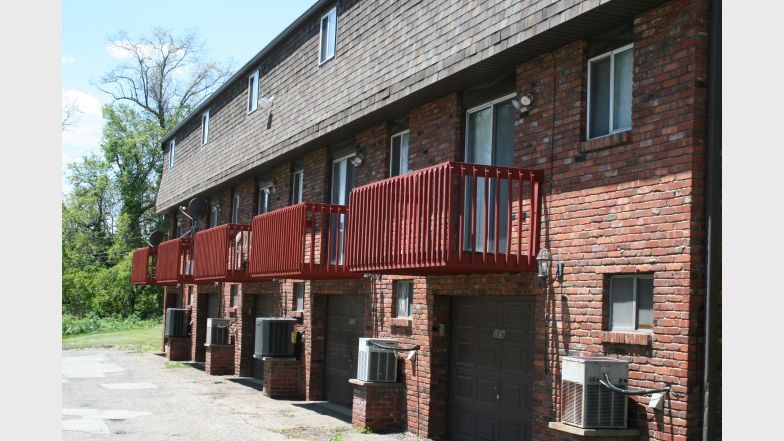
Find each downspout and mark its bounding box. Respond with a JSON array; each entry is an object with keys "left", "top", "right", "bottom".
[{"left": 702, "top": 0, "right": 721, "bottom": 439}]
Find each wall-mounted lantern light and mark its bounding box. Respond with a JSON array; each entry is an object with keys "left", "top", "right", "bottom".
[{"left": 536, "top": 248, "right": 552, "bottom": 279}]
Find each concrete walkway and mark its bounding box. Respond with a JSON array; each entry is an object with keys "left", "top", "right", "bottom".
[{"left": 62, "top": 348, "right": 420, "bottom": 440}]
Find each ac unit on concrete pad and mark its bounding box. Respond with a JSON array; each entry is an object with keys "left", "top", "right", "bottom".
[
  {"left": 165, "top": 308, "right": 189, "bottom": 338},
  {"left": 206, "top": 318, "right": 231, "bottom": 345},
  {"left": 357, "top": 338, "right": 399, "bottom": 383},
  {"left": 254, "top": 318, "right": 296, "bottom": 358},
  {"left": 561, "top": 356, "right": 629, "bottom": 429}
]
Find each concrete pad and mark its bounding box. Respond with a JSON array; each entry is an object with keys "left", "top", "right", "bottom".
[
  {"left": 100, "top": 382, "right": 158, "bottom": 390},
  {"left": 62, "top": 354, "right": 125, "bottom": 379},
  {"left": 62, "top": 418, "right": 109, "bottom": 434}
]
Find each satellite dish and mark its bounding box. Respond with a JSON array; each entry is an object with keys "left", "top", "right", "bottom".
[
  {"left": 187, "top": 198, "right": 208, "bottom": 218},
  {"left": 148, "top": 231, "right": 165, "bottom": 247},
  {"left": 259, "top": 95, "right": 275, "bottom": 110}
]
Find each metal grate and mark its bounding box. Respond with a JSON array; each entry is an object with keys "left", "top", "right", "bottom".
[
  {"left": 585, "top": 384, "right": 627, "bottom": 428},
  {"left": 561, "top": 380, "right": 583, "bottom": 426}
]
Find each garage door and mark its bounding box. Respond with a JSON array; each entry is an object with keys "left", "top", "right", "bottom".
[
  {"left": 325, "top": 295, "right": 364, "bottom": 407},
  {"left": 253, "top": 294, "right": 276, "bottom": 380},
  {"left": 448, "top": 296, "right": 535, "bottom": 441}
]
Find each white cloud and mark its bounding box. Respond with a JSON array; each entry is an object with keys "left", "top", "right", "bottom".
[
  {"left": 106, "top": 41, "right": 133, "bottom": 60},
  {"left": 62, "top": 55, "right": 76, "bottom": 64},
  {"left": 61, "top": 89, "right": 104, "bottom": 160}
]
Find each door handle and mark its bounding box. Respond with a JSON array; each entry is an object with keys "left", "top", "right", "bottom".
[{"left": 493, "top": 386, "right": 500, "bottom": 403}]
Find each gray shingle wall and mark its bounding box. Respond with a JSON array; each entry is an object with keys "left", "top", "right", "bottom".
[{"left": 157, "top": 0, "right": 608, "bottom": 212}]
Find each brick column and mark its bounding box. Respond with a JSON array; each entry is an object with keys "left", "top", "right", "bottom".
[
  {"left": 234, "top": 290, "right": 255, "bottom": 377},
  {"left": 262, "top": 357, "right": 302, "bottom": 399},
  {"left": 191, "top": 291, "right": 207, "bottom": 362},
  {"left": 350, "top": 379, "right": 404, "bottom": 432},
  {"left": 205, "top": 344, "right": 235, "bottom": 375},
  {"left": 166, "top": 337, "right": 190, "bottom": 361}
]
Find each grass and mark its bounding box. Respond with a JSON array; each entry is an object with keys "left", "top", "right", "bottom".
[
  {"left": 62, "top": 323, "right": 161, "bottom": 352},
  {"left": 165, "top": 361, "right": 186, "bottom": 368},
  {"left": 356, "top": 427, "right": 374, "bottom": 434},
  {"left": 329, "top": 435, "right": 346, "bottom": 441}
]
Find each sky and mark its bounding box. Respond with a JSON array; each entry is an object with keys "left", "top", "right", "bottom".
[{"left": 61, "top": 0, "right": 317, "bottom": 189}]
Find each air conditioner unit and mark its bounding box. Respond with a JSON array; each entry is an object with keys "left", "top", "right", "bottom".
[
  {"left": 357, "top": 338, "right": 398, "bottom": 383},
  {"left": 206, "top": 318, "right": 231, "bottom": 345},
  {"left": 254, "top": 318, "right": 296, "bottom": 358},
  {"left": 561, "top": 356, "right": 629, "bottom": 429},
  {"left": 165, "top": 308, "right": 189, "bottom": 338}
]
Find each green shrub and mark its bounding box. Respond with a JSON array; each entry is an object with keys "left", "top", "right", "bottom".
[{"left": 62, "top": 313, "right": 160, "bottom": 336}]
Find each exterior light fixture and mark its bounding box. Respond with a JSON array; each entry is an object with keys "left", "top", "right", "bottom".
[
  {"left": 536, "top": 248, "right": 552, "bottom": 279},
  {"left": 351, "top": 153, "right": 364, "bottom": 167},
  {"left": 512, "top": 93, "right": 534, "bottom": 117}
]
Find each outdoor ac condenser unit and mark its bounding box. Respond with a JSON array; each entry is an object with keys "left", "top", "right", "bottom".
[
  {"left": 561, "top": 356, "right": 629, "bottom": 429},
  {"left": 254, "top": 318, "right": 296, "bottom": 358},
  {"left": 165, "top": 308, "right": 189, "bottom": 338},
  {"left": 356, "top": 338, "right": 398, "bottom": 383},
  {"left": 206, "top": 318, "right": 231, "bottom": 345}
]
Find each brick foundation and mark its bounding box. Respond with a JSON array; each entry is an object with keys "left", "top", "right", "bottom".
[
  {"left": 205, "top": 344, "right": 235, "bottom": 375},
  {"left": 262, "top": 357, "right": 302, "bottom": 399},
  {"left": 350, "top": 379, "right": 404, "bottom": 433},
  {"left": 166, "top": 336, "right": 190, "bottom": 361}
]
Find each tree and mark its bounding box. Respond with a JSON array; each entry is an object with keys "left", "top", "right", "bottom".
[
  {"left": 61, "top": 96, "right": 82, "bottom": 132},
  {"left": 95, "top": 28, "right": 233, "bottom": 130}
]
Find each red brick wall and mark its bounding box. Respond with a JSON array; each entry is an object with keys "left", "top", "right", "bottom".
[
  {"left": 205, "top": 344, "right": 235, "bottom": 375},
  {"left": 355, "top": 123, "right": 391, "bottom": 187},
  {"left": 263, "top": 358, "right": 301, "bottom": 399},
  {"left": 408, "top": 93, "right": 462, "bottom": 169}
]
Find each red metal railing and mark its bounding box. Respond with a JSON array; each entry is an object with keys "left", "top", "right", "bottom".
[
  {"left": 131, "top": 247, "right": 157, "bottom": 285},
  {"left": 192, "top": 224, "right": 253, "bottom": 283},
  {"left": 156, "top": 237, "right": 194, "bottom": 285},
  {"left": 345, "top": 161, "right": 543, "bottom": 274},
  {"left": 248, "top": 203, "right": 362, "bottom": 280}
]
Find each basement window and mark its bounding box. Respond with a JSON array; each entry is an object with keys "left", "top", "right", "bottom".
[
  {"left": 609, "top": 274, "right": 653, "bottom": 332},
  {"left": 201, "top": 110, "right": 210, "bottom": 145},
  {"left": 318, "top": 7, "right": 337, "bottom": 65},
  {"left": 168, "top": 139, "right": 176, "bottom": 168},
  {"left": 395, "top": 280, "right": 413, "bottom": 318},
  {"left": 247, "top": 70, "right": 259, "bottom": 114},
  {"left": 390, "top": 130, "right": 410, "bottom": 177},
  {"left": 293, "top": 283, "right": 305, "bottom": 311},
  {"left": 291, "top": 169, "right": 304, "bottom": 204},
  {"left": 587, "top": 44, "right": 633, "bottom": 139}
]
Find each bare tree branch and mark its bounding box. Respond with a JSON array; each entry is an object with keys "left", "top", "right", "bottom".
[{"left": 61, "top": 97, "right": 82, "bottom": 132}]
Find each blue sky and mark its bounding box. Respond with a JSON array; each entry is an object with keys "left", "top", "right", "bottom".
[{"left": 62, "top": 0, "right": 316, "bottom": 182}]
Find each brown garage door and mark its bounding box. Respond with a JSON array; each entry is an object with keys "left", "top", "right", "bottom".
[
  {"left": 253, "top": 294, "right": 276, "bottom": 380},
  {"left": 448, "top": 296, "right": 535, "bottom": 441},
  {"left": 325, "top": 294, "right": 364, "bottom": 407}
]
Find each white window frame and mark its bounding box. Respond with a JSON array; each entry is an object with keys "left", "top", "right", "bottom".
[
  {"left": 464, "top": 93, "right": 517, "bottom": 162},
  {"left": 395, "top": 280, "right": 413, "bottom": 318},
  {"left": 293, "top": 283, "right": 305, "bottom": 311},
  {"left": 201, "top": 110, "right": 210, "bottom": 145},
  {"left": 318, "top": 6, "right": 337, "bottom": 65},
  {"left": 247, "top": 70, "right": 259, "bottom": 114},
  {"left": 168, "top": 139, "right": 176, "bottom": 168},
  {"left": 608, "top": 273, "right": 654, "bottom": 332},
  {"left": 231, "top": 192, "right": 240, "bottom": 224},
  {"left": 390, "top": 130, "right": 410, "bottom": 177},
  {"left": 257, "top": 182, "right": 273, "bottom": 215},
  {"left": 209, "top": 200, "right": 220, "bottom": 227},
  {"left": 291, "top": 169, "right": 304, "bottom": 204},
  {"left": 586, "top": 43, "right": 634, "bottom": 140},
  {"left": 230, "top": 284, "right": 239, "bottom": 308},
  {"left": 331, "top": 153, "right": 355, "bottom": 204},
  {"left": 188, "top": 286, "right": 194, "bottom": 305}
]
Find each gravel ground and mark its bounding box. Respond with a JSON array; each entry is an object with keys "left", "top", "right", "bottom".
[{"left": 62, "top": 348, "right": 422, "bottom": 441}]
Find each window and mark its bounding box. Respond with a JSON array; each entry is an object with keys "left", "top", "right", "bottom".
[
  {"left": 209, "top": 199, "right": 220, "bottom": 227},
  {"left": 168, "top": 139, "right": 176, "bottom": 168},
  {"left": 188, "top": 286, "right": 194, "bottom": 305},
  {"left": 201, "top": 110, "right": 210, "bottom": 145},
  {"left": 247, "top": 70, "right": 259, "bottom": 113},
  {"left": 609, "top": 274, "right": 654, "bottom": 332},
  {"left": 230, "top": 285, "right": 239, "bottom": 308},
  {"left": 257, "top": 183, "right": 272, "bottom": 215},
  {"left": 291, "top": 169, "right": 304, "bottom": 204},
  {"left": 231, "top": 191, "right": 240, "bottom": 224},
  {"left": 395, "top": 280, "right": 413, "bottom": 318},
  {"left": 390, "top": 130, "right": 410, "bottom": 177},
  {"left": 175, "top": 211, "right": 184, "bottom": 237},
  {"left": 330, "top": 154, "right": 355, "bottom": 264},
  {"left": 318, "top": 7, "right": 337, "bottom": 64},
  {"left": 293, "top": 283, "right": 305, "bottom": 311},
  {"left": 587, "top": 44, "right": 633, "bottom": 139}
]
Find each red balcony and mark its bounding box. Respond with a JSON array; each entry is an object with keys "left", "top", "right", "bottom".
[
  {"left": 131, "top": 246, "right": 157, "bottom": 285},
  {"left": 345, "top": 161, "right": 543, "bottom": 275},
  {"left": 249, "top": 203, "right": 362, "bottom": 280},
  {"left": 155, "top": 237, "right": 194, "bottom": 285},
  {"left": 192, "top": 224, "right": 254, "bottom": 283}
]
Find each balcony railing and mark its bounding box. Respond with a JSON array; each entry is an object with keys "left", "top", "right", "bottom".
[
  {"left": 248, "top": 203, "right": 362, "bottom": 280},
  {"left": 192, "top": 224, "right": 254, "bottom": 283},
  {"left": 345, "top": 161, "right": 543, "bottom": 275},
  {"left": 156, "top": 237, "right": 194, "bottom": 285},
  {"left": 131, "top": 246, "right": 157, "bottom": 285}
]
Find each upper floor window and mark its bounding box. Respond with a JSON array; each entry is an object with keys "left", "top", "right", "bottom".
[
  {"left": 231, "top": 191, "right": 240, "bottom": 224},
  {"left": 587, "top": 44, "right": 633, "bottom": 139},
  {"left": 168, "top": 139, "right": 176, "bottom": 168},
  {"left": 201, "top": 110, "right": 210, "bottom": 145},
  {"left": 394, "top": 280, "right": 413, "bottom": 317},
  {"left": 247, "top": 70, "right": 259, "bottom": 114},
  {"left": 390, "top": 130, "right": 410, "bottom": 177},
  {"left": 291, "top": 169, "right": 304, "bottom": 204},
  {"left": 257, "top": 182, "right": 273, "bottom": 215},
  {"left": 319, "top": 7, "right": 337, "bottom": 65},
  {"left": 209, "top": 199, "right": 220, "bottom": 227},
  {"left": 609, "top": 274, "right": 653, "bottom": 332}
]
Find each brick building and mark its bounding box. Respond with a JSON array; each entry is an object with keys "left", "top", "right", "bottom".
[{"left": 131, "top": 0, "right": 721, "bottom": 440}]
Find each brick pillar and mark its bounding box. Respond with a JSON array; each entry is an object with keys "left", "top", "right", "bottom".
[
  {"left": 351, "top": 379, "right": 404, "bottom": 432},
  {"left": 205, "top": 344, "right": 235, "bottom": 375},
  {"left": 166, "top": 337, "right": 190, "bottom": 361},
  {"left": 191, "top": 291, "right": 207, "bottom": 362},
  {"left": 234, "top": 290, "right": 255, "bottom": 377},
  {"left": 262, "top": 357, "right": 302, "bottom": 399}
]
